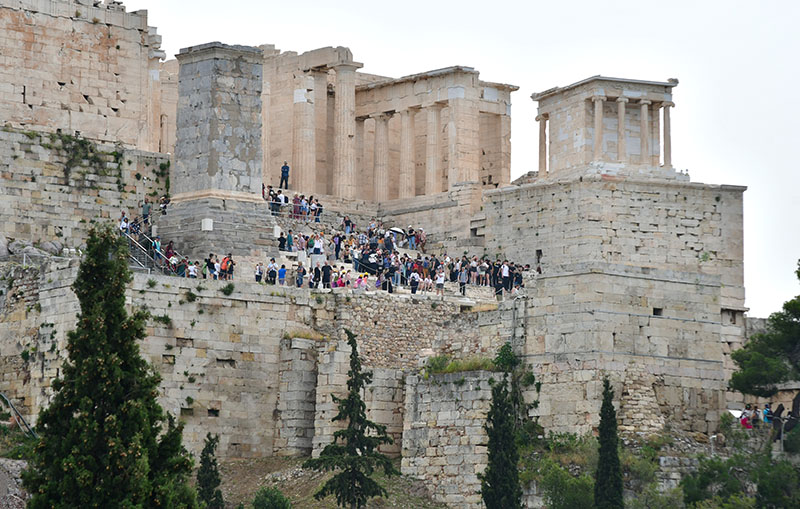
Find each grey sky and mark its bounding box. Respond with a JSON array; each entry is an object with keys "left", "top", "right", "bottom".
[{"left": 125, "top": 0, "right": 800, "bottom": 317}]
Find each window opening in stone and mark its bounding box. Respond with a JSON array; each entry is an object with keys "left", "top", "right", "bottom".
[
  {"left": 207, "top": 408, "right": 219, "bottom": 417},
  {"left": 652, "top": 308, "right": 663, "bottom": 316}
]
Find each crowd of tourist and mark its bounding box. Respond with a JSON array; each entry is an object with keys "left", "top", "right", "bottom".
[
  {"left": 739, "top": 403, "right": 774, "bottom": 429},
  {"left": 117, "top": 181, "right": 534, "bottom": 300}
]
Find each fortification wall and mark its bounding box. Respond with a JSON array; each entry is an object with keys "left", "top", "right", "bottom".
[
  {"left": 401, "top": 371, "right": 493, "bottom": 509},
  {"left": 0, "top": 0, "right": 166, "bottom": 150},
  {"left": 0, "top": 127, "right": 169, "bottom": 249},
  {"left": 482, "top": 177, "right": 745, "bottom": 310}
]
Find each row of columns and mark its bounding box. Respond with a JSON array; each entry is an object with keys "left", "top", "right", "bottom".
[
  {"left": 536, "top": 98, "right": 674, "bottom": 174},
  {"left": 590, "top": 95, "right": 673, "bottom": 166}
]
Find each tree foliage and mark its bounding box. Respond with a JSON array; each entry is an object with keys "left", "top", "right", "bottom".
[
  {"left": 730, "top": 259, "right": 800, "bottom": 397},
  {"left": 594, "top": 378, "right": 623, "bottom": 509},
  {"left": 302, "top": 329, "right": 397, "bottom": 509},
  {"left": 22, "top": 225, "right": 197, "bottom": 508},
  {"left": 197, "top": 433, "right": 224, "bottom": 509},
  {"left": 252, "top": 486, "right": 292, "bottom": 509},
  {"left": 481, "top": 372, "right": 522, "bottom": 509}
]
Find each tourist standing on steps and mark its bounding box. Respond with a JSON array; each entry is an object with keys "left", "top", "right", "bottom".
[{"left": 279, "top": 161, "right": 290, "bottom": 189}]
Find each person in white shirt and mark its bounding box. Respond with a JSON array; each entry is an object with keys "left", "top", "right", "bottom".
[
  {"left": 187, "top": 262, "right": 198, "bottom": 279},
  {"left": 435, "top": 269, "right": 446, "bottom": 297}
]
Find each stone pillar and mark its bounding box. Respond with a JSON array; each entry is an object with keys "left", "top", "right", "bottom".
[
  {"left": 425, "top": 104, "right": 442, "bottom": 194},
  {"left": 292, "top": 72, "right": 315, "bottom": 193},
  {"left": 447, "top": 96, "right": 480, "bottom": 187},
  {"left": 662, "top": 101, "right": 674, "bottom": 167},
  {"left": 592, "top": 95, "right": 606, "bottom": 162},
  {"left": 332, "top": 63, "right": 361, "bottom": 199},
  {"left": 372, "top": 113, "right": 391, "bottom": 202},
  {"left": 174, "top": 43, "right": 263, "bottom": 197},
  {"left": 616, "top": 97, "right": 628, "bottom": 163},
  {"left": 498, "top": 113, "right": 511, "bottom": 186},
  {"left": 639, "top": 100, "right": 651, "bottom": 165},
  {"left": 355, "top": 116, "right": 366, "bottom": 193},
  {"left": 312, "top": 70, "right": 330, "bottom": 195},
  {"left": 536, "top": 114, "right": 548, "bottom": 174},
  {"left": 399, "top": 109, "right": 416, "bottom": 199}
]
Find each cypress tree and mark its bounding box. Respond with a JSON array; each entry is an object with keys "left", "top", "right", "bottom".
[
  {"left": 594, "top": 378, "right": 623, "bottom": 509},
  {"left": 481, "top": 374, "right": 522, "bottom": 509},
  {"left": 22, "top": 225, "right": 198, "bottom": 508},
  {"left": 197, "top": 433, "right": 224, "bottom": 509},
  {"left": 303, "top": 329, "right": 398, "bottom": 509}
]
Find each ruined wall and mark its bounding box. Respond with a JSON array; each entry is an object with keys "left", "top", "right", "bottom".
[
  {"left": 0, "top": 0, "right": 166, "bottom": 150},
  {"left": 401, "top": 371, "right": 492, "bottom": 509},
  {"left": 0, "top": 127, "right": 169, "bottom": 249}
]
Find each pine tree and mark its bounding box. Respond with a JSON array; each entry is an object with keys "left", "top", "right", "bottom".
[
  {"left": 197, "top": 433, "right": 224, "bottom": 509},
  {"left": 481, "top": 374, "right": 522, "bottom": 509},
  {"left": 594, "top": 378, "right": 623, "bottom": 509},
  {"left": 22, "top": 225, "right": 198, "bottom": 508},
  {"left": 303, "top": 329, "right": 398, "bottom": 509}
]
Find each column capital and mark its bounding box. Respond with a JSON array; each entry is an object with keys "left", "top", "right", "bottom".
[
  {"left": 591, "top": 95, "right": 607, "bottom": 103},
  {"left": 535, "top": 113, "right": 549, "bottom": 122},
  {"left": 639, "top": 99, "right": 652, "bottom": 106},
  {"left": 331, "top": 62, "right": 362, "bottom": 73},
  {"left": 616, "top": 97, "right": 630, "bottom": 104},
  {"left": 661, "top": 101, "right": 675, "bottom": 108},
  {"left": 370, "top": 111, "right": 394, "bottom": 121}
]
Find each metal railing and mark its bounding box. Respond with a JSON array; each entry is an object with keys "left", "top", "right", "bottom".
[
  {"left": 121, "top": 230, "right": 178, "bottom": 276},
  {"left": 0, "top": 392, "right": 37, "bottom": 439}
]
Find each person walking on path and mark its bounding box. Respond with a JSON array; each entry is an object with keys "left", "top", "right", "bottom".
[{"left": 279, "top": 161, "right": 290, "bottom": 189}]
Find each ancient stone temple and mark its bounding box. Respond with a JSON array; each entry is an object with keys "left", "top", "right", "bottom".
[{"left": 0, "top": 1, "right": 754, "bottom": 507}]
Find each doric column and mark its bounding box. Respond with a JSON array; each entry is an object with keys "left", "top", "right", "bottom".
[
  {"left": 447, "top": 97, "right": 480, "bottom": 188},
  {"left": 332, "top": 63, "right": 360, "bottom": 199},
  {"left": 372, "top": 113, "right": 391, "bottom": 202},
  {"left": 292, "top": 72, "right": 315, "bottom": 193},
  {"left": 312, "top": 70, "right": 329, "bottom": 195},
  {"left": 616, "top": 97, "right": 628, "bottom": 163},
  {"left": 536, "top": 114, "right": 548, "bottom": 174},
  {"left": 639, "top": 100, "right": 651, "bottom": 164},
  {"left": 425, "top": 104, "right": 442, "bottom": 194},
  {"left": 355, "top": 116, "right": 365, "bottom": 193},
  {"left": 399, "top": 109, "right": 416, "bottom": 199},
  {"left": 662, "top": 101, "right": 674, "bottom": 167}
]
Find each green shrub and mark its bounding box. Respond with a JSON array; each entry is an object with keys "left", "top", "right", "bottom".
[
  {"left": 146, "top": 278, "right": 157, "bottom": 288},
  {"left": 782, "top": 427, "right": 800, "bottom": 453},
  {"left": 538, "top": 458, "right": 594, "bottom": 509},
  {"left": 184, "top": 290, "right": 197, "bottom": 303},
  {"left": 220, "top": 283, "right": 235, "bottom": 296},
  {"left": 252, "top": 486, "right": 292, "bottom": 509}
]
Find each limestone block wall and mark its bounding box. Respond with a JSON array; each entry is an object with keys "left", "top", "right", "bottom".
[
  {"left": 481, "top": 176, "right": 746, "bottom": 311},
  {"left": 524, "top": 266, "right": 727, "bottom": 434},
  {"left": 174, "top": 43, "right": 263, "bottom": 196},
  {"left": 401, "top": 371, "right": 492, "bottom": 509},
  {"left": 0, "top": 128, "right": 169, "bottom": 249},
  {"left": 275, "top": 336, "right": 318, "bottom": 456},
  {"left": 0, "top": 0, "right": 166, "bottom": 150}
]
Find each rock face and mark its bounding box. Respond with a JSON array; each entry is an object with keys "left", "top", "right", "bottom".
[
  {"left": 0, "top": 237, "right": 7, "bottom": 259},
  {"left": 0, "top": 458, "right": 28, "bottom": 509},
  {"left": 6, "top": 241, "right": 30, "bottom": 255}
]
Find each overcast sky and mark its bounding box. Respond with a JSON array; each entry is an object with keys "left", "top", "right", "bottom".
[{"left": 124, "top": 0, "right": 799, "bottom": 317}]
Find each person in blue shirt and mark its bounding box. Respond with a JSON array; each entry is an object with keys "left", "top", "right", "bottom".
[
  {"left": 278, "top": 265, "right": 287, "bottom": 286},
  {"left": 279, "top": 161, "right": 290, "bottom": 189}
]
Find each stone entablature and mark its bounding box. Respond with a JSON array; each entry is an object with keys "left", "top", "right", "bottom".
[{"left": 532, "top": 76, "right": 678, "bottom": 177}]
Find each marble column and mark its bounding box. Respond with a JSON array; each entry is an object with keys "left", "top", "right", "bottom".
[
  {"left": 312, "top": 70, "right": 329, "bottom": 195},
  {"left": 616, "top": 97, "right": 628, "bottom": 163},
  {"left": 592, "top": 95, "right": 606, "bottom": 162},
  {"left": 662, "top": 101, "right": 674, "bottom": 167},
  {"left": 399, "top": 109, "right": 416, "bottom": 199},
  {"left": 639, "top": 100, "right": 651, "bottom": 165},
  {"left": 332, "top": 64, "right": 360, "bottom": 199},
  {"left": 536, "top": 114, "right": 548, "bottom": 174},
  {"left": 292, "top": 72, "right": 315, "bottom": 193},
  {"left": 372, "top": 113, "right": 391, "bottom": 202},
  {"left": 355, "top": 116, "right": 365, "bottom": 194},
  {"left": 425, "top": 104, "right": 442, "bottom": 194}
]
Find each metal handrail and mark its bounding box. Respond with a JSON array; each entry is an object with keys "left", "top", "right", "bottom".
[
  {"left": 0, "top": 392, "right": 37, "bottom": 439},
  {"left": 126, "top": 219, "right": 187, "bottom": 262},
  {"left": 121, "top": 231, "right": 178, "bottom": 276}
]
